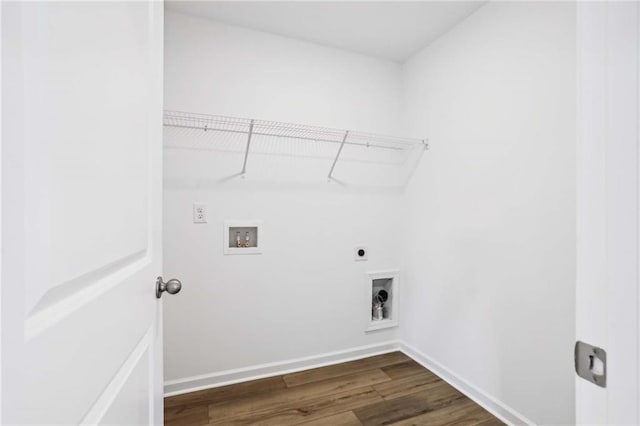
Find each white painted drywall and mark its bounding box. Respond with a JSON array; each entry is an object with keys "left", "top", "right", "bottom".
[
  {"left": 164, "top": 12, "right": 401, "bottom": 133},
  {"left": 400, "top": 2, "right": 576, "bottom": 425},
  {"left": 163, "top": 11, "right": 404, "bottom": 385}
]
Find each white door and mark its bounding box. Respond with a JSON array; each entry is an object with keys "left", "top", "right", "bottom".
[
  {"left": 576, "top": 1, "right": 640, "bottom": 424},
  {"left": 1, "top": 1, "right": 166, "bottom": 424}
]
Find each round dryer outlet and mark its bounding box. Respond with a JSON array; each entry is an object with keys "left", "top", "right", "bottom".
[{"left": 354, "top": 246, "right": 368, "bottom": 261}]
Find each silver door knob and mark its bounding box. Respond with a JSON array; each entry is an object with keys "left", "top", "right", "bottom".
[{"left": 156, "top": 277, "right": 182, "bottom": 299}]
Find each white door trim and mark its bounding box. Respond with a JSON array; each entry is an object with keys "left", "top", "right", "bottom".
[
  {"left": 576, "top": 2, "right": 640, "bottom": 423},
  {"left": 0, "top": 2, "right": 4, "bottom": 421}
]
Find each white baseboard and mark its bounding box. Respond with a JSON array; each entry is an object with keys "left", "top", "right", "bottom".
[
  {"left": 164, "top": 339, "right": 534, "bottom": 426},
  {"left": 164, "top": 340, "right": 401, "bottom": 396},
  {"left": 397, "top": 341, "right": 535, "bottom": 426}
]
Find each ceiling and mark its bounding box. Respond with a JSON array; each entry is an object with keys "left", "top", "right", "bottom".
[{"left": 165, "top": 1, "right": 486, "bottom": 63}]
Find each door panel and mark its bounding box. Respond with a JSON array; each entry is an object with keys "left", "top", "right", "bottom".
[
  {"left": 1, "top": 1, "right": 163, "bottom": 424},
  {"left": 20, "top": 1, "right": 151, "bottom": 316}
]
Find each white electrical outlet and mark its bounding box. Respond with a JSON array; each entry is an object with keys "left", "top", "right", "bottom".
[{"left": 193, "top": 203, "right": 207, "bottom": 223}]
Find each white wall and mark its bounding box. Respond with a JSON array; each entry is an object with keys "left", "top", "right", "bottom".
[
  {"left": 164, "top": 11, "right": 401, "bottom": 133},
  {"left": 400, "top": 2, "right": 576, "bottom": 425},
  {"left": 163, "top": 11, "right": 404, "bottom": 388}
]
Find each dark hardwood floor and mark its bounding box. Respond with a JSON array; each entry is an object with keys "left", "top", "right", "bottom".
[{"left": 164, "top": 352, "right": 504, "bottom": 426}]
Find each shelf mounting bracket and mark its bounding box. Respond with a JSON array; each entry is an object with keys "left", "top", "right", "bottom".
[
  {"left": 327, "top": 130, "right": 349, "bottom": 181},
  {"left": 241, "top": 120, "right": 255, "bottom": 175}
]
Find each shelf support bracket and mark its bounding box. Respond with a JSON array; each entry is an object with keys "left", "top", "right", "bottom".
[
  {"left": 241, "top": 120, "right": 255, "bottom": 175},
  {"left": 327, "top": 130, "right": 349, "bottom": 181}
]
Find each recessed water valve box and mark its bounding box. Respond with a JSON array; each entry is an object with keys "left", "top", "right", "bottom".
[
  {"left": 365, "top": 270, "right": 399, "bottom": 332},
  {"left": 224, "top": 220, "right": 262, "bottom": 255}
]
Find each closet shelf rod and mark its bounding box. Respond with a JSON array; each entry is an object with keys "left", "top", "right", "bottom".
[
  {"left": 241, "top": 120, "right": 254, "bottom": 175},
  {"left": 163, "top": 123, "right": 406, "bottom": 151},
  {"left": 328, "top": 131, "right": 350, "bottom": 181}
]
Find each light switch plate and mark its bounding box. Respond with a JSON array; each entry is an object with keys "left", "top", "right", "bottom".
[{"left": 193, "top": 203, "right": 207, "bottom": 223}]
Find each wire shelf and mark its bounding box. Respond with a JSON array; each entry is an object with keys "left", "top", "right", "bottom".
[{"left": 163, "top": 110, "right": 427, "bottom": 185}]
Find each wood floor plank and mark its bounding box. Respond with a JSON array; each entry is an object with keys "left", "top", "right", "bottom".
[
  {"left": 283, "top": 352, "right": 410, "bottom": 387},
  {"left": 388, "top": 399, "right": 498, "bottom": 426},
  {"left": 165, "top": 376, "right": 287, "bottom": 409},
  {"left": 166, "top": 353, "right": 503, "bottom": 426},
  {"left": 164, "top": 404, "right": 209, "bottom": 426},
  {"left": 208, "top": 368, "right": 391, "bottom": 424},
  {"left": 299, "top": 411, "right": 363, "bottom": 426},
  {"left": 214, "top": 386, "right": 380, "bottom": 426},
  {"left": 381, "top": 360, "right": 427, "bottom": 380},
  {"left": 373, "top": 371, "right": 442, "bottom": 400},
  {"left": 353, "top": 380, "right": 467, "bottom": 426}
]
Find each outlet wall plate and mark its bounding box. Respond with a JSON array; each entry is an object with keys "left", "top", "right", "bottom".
[
  {"left": 193, "top": 203, "right": 207, "bottom": 223},
  {"left": 355, "top": 246, "right": 368, "bottom": 261}
]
